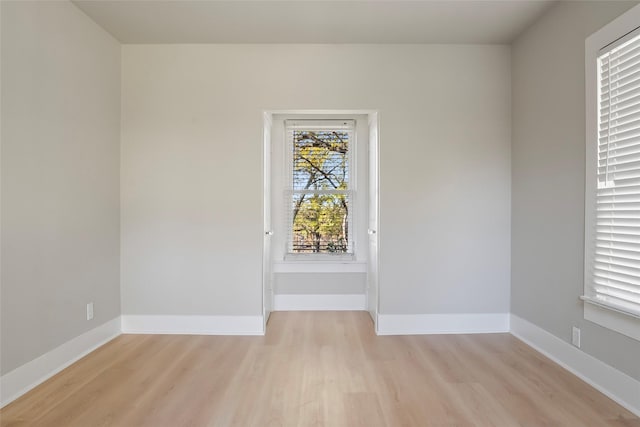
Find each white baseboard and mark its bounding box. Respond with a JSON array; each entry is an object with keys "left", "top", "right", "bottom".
[
  {"left": 510, "top": 314, "right": 640, "bottom": 417},
  {"left": 377, "top": 313, "right": 510, "bottom": 335},
  {"left": 121, "top": 315, "right": 264, "bottom": 335},
  {"left": 273, "top": 294, "right": 366, "bottom": 311},
  {"left": 0, "top": 317, "right": 121, "bottom": 408}
]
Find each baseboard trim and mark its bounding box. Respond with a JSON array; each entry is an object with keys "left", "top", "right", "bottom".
[
  {"left": 510, "top": 314, "right": 640, "bottom": 417},
  {"left": 273, "top": 294, "right": 366, "bottom": 311},
  {"left": 376, "top": 313, "right": 510, "bottom": 335},
  {"left": 0, "top": 317, "right": 121, "bottom": 408},
  {"left": 121, "top": 315, "right": 264, "bottom": 335}
]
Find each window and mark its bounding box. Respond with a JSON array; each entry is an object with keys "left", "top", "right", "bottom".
[
  {"left": 585, "top": 15, "right": 640, "bottom": 341},
  {"left": 285, "top": 120, "right": 354, "bottom": 255}
]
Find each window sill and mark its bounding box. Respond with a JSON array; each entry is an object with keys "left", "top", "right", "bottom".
[
  {"left": 273, "top": 261, "right": 367, "bottom": 273},
  {"left": 582, "top": 298, "right": 640, "bottom": 342}
]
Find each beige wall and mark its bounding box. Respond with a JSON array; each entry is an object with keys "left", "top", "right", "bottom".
[
  {"left": 0, "top": 1, "right": 121, "bottom": 375},
  {"left": 121, "top": 44, "right": 511, "bottom": 317},
  {"left": 511, "top": 1, "right": 640, "bottom": 380}
]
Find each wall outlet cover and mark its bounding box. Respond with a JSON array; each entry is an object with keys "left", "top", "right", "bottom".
[
  {"left": 572, "top": 326, "right": 581, "bottom": 348},
  {"left": 86, "top": 302, "right": 94, "bottom": 321}
]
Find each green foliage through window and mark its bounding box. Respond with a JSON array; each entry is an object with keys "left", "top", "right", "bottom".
[{"left": 290, "top": 128, "right": 351, "bottom": 254}]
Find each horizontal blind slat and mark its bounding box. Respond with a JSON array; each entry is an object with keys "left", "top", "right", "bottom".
[
  {"left": 594, "top": 261, "right": 640, "bottom": 278},
  {"left": 600, "top": 87, "right": 640, "bottom": 110},
  {"left": 595, "top": 255, "right": 640, "bottom": 270},
  {"left": 591, "top": 288, "right": 640, "bottom": 306},
  {"left": 592, "top": 282, "right": 640, "bottom": 300},
  {"left": 594, "top": 269, "right": 640, "bottom": 287}
]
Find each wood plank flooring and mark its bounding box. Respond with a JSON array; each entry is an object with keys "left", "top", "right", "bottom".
[{"left": 1, "top": 311, "right": 638, "bottom": 426}]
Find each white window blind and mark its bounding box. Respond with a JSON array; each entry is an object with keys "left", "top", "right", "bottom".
[
  {"left": 585, "top": 27, "right": 640, "bottom": 319},
  {"left": 285, "top": 120, "right": 355, "bottom": 255}
]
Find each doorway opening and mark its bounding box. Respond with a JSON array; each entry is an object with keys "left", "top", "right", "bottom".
[{"left": 262, "top": 110, "right": 379, "bottom": 333}]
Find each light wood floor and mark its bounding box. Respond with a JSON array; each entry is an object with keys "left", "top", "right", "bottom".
[{"left": 1, "top": 311, "right": 638, "bottom": 427}]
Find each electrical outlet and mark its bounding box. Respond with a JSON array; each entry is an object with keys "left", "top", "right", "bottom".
[
  {"left": 86, "top": 302, "right": 94, "bottom": 321},
  {"left": 572, "top": 326, "right": 581, "bottom": 348}
]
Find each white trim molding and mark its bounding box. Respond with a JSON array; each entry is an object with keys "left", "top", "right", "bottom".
[
  {"left": 584, "top": 302, "right": 640, "bottom": 342},
  {"left": 273, "top": 294, "right": 366, "bottom": 311},
  {"left": 376, "top": 313, "right": 510, "bottom": 336},
  {"left": 510, "top": 314, "right": 640, "bottom": 417},
  {"left": 0, "top": 317, "right": 121, "bottom": 408},
  {"left": 583, "top": 4, "right": 640, "bottom": 342},
  {"left": 121, "top": 315, "right": 264, "bottom": 335},
  {"left": 273, "top": 262, "right": 367, "bottom": 273}
]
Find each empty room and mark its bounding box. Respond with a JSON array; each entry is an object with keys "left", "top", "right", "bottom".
[{"left": 1, "top": 0, "right": 639, "bottom": 425}]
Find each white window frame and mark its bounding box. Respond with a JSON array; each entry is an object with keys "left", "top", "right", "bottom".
[
  {"left": 584, "top": 4, "right": 640, "bottom": 342},
  {"left": 283, "top": 119, "right": 357, "bottom": 261}
]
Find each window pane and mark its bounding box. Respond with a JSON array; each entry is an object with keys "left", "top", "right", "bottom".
[
  {"left": 291, "top": 193, "right": 350, "bottom": 253},
  {"left": 293, "top": 130, "right": 349, "bottom": 191},
  {"left": 591, "top": 28, "right": 640, "bottom": 318}
]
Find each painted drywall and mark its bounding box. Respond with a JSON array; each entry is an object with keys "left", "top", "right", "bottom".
[
  {"left": 0, "top": 1, "right": 121, "bottom": 375},
  {"left": 511, "top": 0, "right": 640, "bottom": 380},
  {"left": 270, "top": 114, "right": 368, "bottom": 296},
  {"left": 274, "top": 273, "right": 366, "bottom": 295},
  {"left": 121, "top": 44, "right": 511, "bottom": 317}
]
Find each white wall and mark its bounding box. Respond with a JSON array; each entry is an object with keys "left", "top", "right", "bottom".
[
  {"left": 121, "top": 44, "right": 511, "bottom": 317},
  {"left": 1, "top": 1, "right": 121, "bottom": 375},
  {"left": 511, "top": 0, "right": 640, "bottom": 380},
  {"left": 274, "top": 273, "right": 365, "bottom": 295}
]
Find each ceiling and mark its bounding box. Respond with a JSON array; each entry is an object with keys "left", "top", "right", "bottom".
[{"left": 72, "top": 0, "right": 556, "bottom": 44}]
